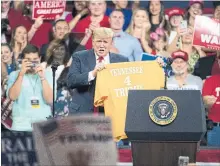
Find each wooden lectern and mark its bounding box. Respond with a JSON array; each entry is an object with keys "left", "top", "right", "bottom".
[{"left": 125, "top": 90, "right": 206, "bottom": 166}]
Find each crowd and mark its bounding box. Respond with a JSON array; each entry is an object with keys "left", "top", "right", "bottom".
[{"left": 1, "top": 0, "right": 220, "bottom": 147}]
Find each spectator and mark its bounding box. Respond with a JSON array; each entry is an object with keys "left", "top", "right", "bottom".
[
  {"left": 106, "top": 0, "right": 139, "bottom": 31},
  {"left": 167, "top": 50, "right": 203, "bottom": 92},
  {"left": 7, "top": 44, "right": 54, "bottom": 131},
  {"left": 180, "top": 26, "right": 206, "bottom": 73},
  {"left": 75, "top": 0, "right": 110, "bottom": 49},
  {"left": 1, "top": 0, "right": 26, "bottom": 41},
  {"left": 1, "top": 43, "right": 17, "bottom": 97},
  {"left": 20, "top": 1, "right": 53, "bottom": 48},
  {"left": 42, "top": 39, "right": 73, "bottom": 118},
  {"left": 126, "top": 8, "right": 151, "bottom": 52},
  {"left": 109, "top": 9, "right": 143, "bottom": 61},
  {"left": 213, "top": 1, "right": 220, "bottom": 19},
  {"left": 165, "top": 7, "right": 184, "bottom": 52},
  {"left": 10, "top": 25, "right": 28, "bottom": 61},
  {"left": 66, "top": 1, "right": 89, "bottom": 32},
  {"left": 67, "top": 27, "right": 128, "bottom": 113},
  {"left": 42, "top": 39, "right": 71, "bottom": 80},
  {"left": 147, "top": 0, "right": 168, "bottom": 32},
  {"left": 149, "top": 27, "right": 170, "bottom": 57},
  {"left": 40, "top": 19, "right": 85, "bottom": 62},
  {"left": 185, "top": 0, "right": 203, "bottom": 27},
  {"left": 202, "top": 74, "right": 220, "bottom": 146}
]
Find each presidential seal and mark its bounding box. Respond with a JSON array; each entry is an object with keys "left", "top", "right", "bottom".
[{"left": 149, "top": 96, "right": 177, "bottom": 125}]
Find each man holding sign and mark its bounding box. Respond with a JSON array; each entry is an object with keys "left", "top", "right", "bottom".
[{"left": 67, "top": 27, "right": 128, "bottom": 113}]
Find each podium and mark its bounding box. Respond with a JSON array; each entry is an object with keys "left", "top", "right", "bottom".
[{"left": 125, "top": 90, "right": 206, "bottom": 166}]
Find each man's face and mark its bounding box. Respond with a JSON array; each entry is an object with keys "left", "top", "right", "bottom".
[
  {"left": 54, "top": 21, "right": 70, "bottom": 39},
  {"left": 74, "top": 1, "right": 87, "bottom": 12},
  {"left": 24, "top": 52, "right": 40, "bottom": 74},
  {"left": 89, "top": 0, "right": 106, "bottom": 17},
  {"left": 1, "top": 0, "right": 10, "bottom": 13},
  {"left": 92, "top": 37, "right": 112, "bottom": 57},
  {"left": 214, "top": 6, "right": 220, "bottom": 19},
  {"left": 172, "top": 58, "right": 188, "bottom": 76},
  {"left": 109, "top": 11, "right": 124, "bottom": 30}
]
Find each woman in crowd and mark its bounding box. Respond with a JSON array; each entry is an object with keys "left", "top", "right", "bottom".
[
  {"left": 43, "top": 39, "right": 73, "bottom": 117},
  {"left": 1, "top": 43, "right": 17, "bottom": 97},
  {"left": 180, "top": 26, "right": 206, "bottom": 73},
  {"left": 65, "top": 1, "right": 89, "bottom": 32},
  {"left": 149, "top": 28, "right": 170, "bottom": 57},
  {"left": 147, "top": 0, "right": 169, "bottom": 32},
  {"left": 10, "top": 25, "right": 28, "bottom": 61},
  {"left": 185, "top": 0, "right": 203, "bottom": 27},
  {"left": 126, "top": 8, "right": 151, "bottom": 53}
]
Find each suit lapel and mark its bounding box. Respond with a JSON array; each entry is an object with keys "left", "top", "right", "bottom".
[
  {"left": 110, "top": 53, "right": 118, "bottom": 63},
  {"left": 87, "top": 49, "right": 96, "bottom": 71}
]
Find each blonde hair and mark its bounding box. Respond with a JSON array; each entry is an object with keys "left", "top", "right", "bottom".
[
  {"left": 126, "top": 8, "right": 151, "bottom": 42},
  {"left": 92, "top": 27, "right": 114, "bottom": 39}
]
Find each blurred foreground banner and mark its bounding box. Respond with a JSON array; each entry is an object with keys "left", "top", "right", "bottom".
[
  {"left": 33, "top": 115, "right": 117, "bottom": 166},
  {"left": 1, "top": 131, "right": 38, "bottom": 166},
  {"left": 32, "top": 0, "right": 66, "bottom": 20},
  {"left": 193, "top": 16, "right": 220, "bottom": 51}
]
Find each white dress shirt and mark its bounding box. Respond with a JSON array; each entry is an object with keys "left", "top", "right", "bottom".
[{"left": 88, "top": 52, "right": 110, "bottom": 82}]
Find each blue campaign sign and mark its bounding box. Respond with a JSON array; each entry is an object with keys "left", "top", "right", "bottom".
[{"left": 1, "top": 131, "right": 39, "bottom": 166}]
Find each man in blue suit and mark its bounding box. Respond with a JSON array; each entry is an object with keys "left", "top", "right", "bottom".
[{"left": 67, "top": 27, "right": 129, "bottom": 113}]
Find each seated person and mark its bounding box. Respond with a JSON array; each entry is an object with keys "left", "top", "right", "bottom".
[
  {"left": 167, "top": 50, "right": 203, "bottom": 92},
  {"left": 7, "top": 44, "right": 54, "bottom": 131},
  {"left": 202, "top": 74, "right": 220, "bottom": 146}
]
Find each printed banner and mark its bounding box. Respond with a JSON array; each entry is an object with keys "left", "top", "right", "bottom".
[
  {"left": 1, "top": 131, "right": 39, "bottom": 166},
  {"left": 193, "top": 16, "right": 220, "bottom": 51},
  {"left": 32, "top": 115, "right": 117, "bottom": 166},
  {"left": 32, "top": 0, "right": 66, "bottom": 20}
]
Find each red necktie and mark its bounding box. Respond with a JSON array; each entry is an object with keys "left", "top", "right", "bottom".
[{"left": 97, "top": 56, "right": 104, "bottom": 63}]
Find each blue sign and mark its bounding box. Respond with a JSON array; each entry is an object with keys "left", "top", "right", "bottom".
[{"left": 1, "top": 131, "right": 39, "bottom": 166}]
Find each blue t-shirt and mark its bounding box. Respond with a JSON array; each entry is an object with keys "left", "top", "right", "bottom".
[
  {"left": 106, "top": 8, "right": 132, "bottom": 31},
  {"left": 6, "top": 63, "right": 16, "bottom": 75},
  {"left": 7, "top": 70, "right": 55, "bottom": 131}
]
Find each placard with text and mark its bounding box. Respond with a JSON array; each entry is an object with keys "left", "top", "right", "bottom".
[
  {"left": 32, "top": 115, "right": 117, "bottom": 166},
  {"left": 193, "top": 16, "right": 220, "bottom": 51},
  {"left": 32, "top": 0, "right": 66, "bottom": 20}
]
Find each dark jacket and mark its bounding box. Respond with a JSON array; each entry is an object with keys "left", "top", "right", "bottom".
[{"left": 67, "top": 49, "right": 129, "bottom": 113}]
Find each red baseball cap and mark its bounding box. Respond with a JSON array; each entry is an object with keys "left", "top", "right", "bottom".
[
  {"left": 166, "top": 7, "right": 184, "bottom": 20},
  {"left": 189, "top": 0, "right": 204, "bottom": 7},
  {"left": 171, "top": 50, "right": 189, "bottom": 62}
]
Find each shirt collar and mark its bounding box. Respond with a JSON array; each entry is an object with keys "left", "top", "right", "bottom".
[{"left": 94, "top": 52, "right": 110, "bottom": 61}]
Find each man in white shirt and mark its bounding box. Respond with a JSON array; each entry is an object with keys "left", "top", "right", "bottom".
[
  {"left": 67, "top": 27, "right": 128, "bottom": 113},
  {"left": 167, "top": 50, "right": 203, "bottom": 92}
]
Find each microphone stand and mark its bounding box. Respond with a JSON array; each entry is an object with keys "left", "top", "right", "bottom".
[{"left": 51, "top": 62, "right": 60, "bottom": 118}]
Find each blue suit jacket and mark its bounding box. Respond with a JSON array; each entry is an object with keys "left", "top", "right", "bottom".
[{"left": 67, "top": 49, "right": 129, "bottom": 113}]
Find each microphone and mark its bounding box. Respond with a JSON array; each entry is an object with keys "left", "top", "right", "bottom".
[
  {"left": 164, "top": 58, "right": 173, "bottom": 90},
  {"left": 51, "top": 61, "right": 60, "bottom": 118}
]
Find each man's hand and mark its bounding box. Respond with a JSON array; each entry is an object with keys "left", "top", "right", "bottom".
[
  {"left": 203, "top": 95, "right": 217, "bottom": 109},
  {"left": 89, "top": 22, "right": 100, "bottom": 32},
  {"left": 92, "top": 63, "right": 105, "bottom": 77},
  {"left": 19, "top": 59, "right": 32, "bottom": 76},
  {"left": 35, "top": 65, "right": 45, "bottom": 79},
  {"left": 156, "top": 57, "right": 165, "bottom": 67},
  {"left": 67, "top": 150, "right": 91, "bottom": 166}
]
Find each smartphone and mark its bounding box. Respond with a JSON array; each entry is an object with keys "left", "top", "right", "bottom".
[
  {"left": 178, "top": 156, "right": 189, "bottom": 166},
  {"left": 179, "top": 20, "right": 188, "bottom": 35}
]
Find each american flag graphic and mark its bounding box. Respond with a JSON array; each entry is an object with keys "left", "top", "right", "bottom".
[{"left": 40, "top": 119, "right": 78, "bottom": 145}]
